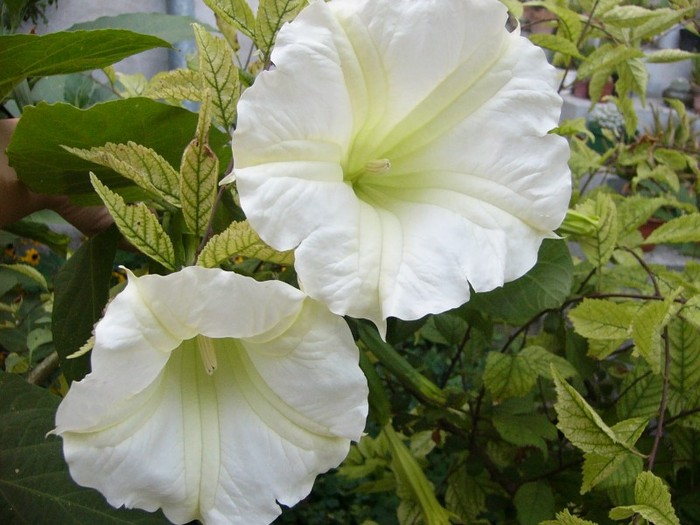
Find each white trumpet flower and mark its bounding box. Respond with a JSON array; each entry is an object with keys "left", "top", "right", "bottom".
[
  {"left": 54, "top": 266, "right": 368, "bottom": 525},
  {"left": 225, "top": 0, "right": 571, "bottom": 336}
]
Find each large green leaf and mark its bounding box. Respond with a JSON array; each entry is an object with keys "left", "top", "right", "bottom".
[
  {"left": 7, "top": 99, "right": 231, "bottom": 202},
  {"left": 0, "top": 372, "right": 169, "bottom": 524},
  {"left": 0, "top": 30, "right": 169, "bottom": 98},
  {"left": 52, "top": 225, "right": 120, "bottom": 384},
  {"left": 466, "top": 239, "right": 573, "bottom": 324},
  {"left": 68, "top": 13, "right": 207, "bottom": 44}
]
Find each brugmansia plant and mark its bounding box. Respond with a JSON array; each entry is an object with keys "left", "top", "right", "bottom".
[{"left": 1, "top": 0, "right": 699, "bottom": 524}]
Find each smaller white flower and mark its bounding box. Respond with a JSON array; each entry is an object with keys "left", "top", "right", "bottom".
[{"left": 54, "top": 266, "right": 368, "bottom": 525}]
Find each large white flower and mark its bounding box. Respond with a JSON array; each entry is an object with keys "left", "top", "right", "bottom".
[
  {"left": 225, "top": 0, "right": 571, "bottom": 335},
  {"left": 54, "top": 266, "right": 368, "bottom": 525}
]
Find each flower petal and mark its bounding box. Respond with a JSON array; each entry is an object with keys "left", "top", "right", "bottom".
[
  {"left": 232, "top": 0, "right": 571, "bottom": 333},
  {"left": 55, "top": 267, "right": 368, "bottom": 525}
]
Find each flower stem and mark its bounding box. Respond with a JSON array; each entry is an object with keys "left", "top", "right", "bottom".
[{"left": 355, "top": 321, "right": 448, "bottom": 408}]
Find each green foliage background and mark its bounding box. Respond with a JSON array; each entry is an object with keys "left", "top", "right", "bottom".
[{"left": 1, "top": 0, "right": 700, "bottom": 524}]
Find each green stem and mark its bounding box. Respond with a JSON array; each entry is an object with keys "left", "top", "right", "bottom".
[
  {"left": 358, "top": 350, "right": 392, "bottom": 426},
  {"left": 356, "top": 321, "right": 449, "bottom": 408}
]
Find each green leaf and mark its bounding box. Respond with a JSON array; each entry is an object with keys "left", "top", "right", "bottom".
[
  {"left": 0, "top": 30, "right": 169, "bottom": 98},
  {"left": 52, "top": 225, "right": 120, "bottom": 384},
  {"left": 552, "top": 367, "right": 641, "bottom": 457},
  {"left": 0, "top": 372, "right": 169, "bottom": 524},
  {"left": 30, "top": 73, "right": 117, "bottom": 108},
  {"left": 645, "top": 214, "right": 700, "bottom": 245},
  {"left": 529, "top": 33, "right": 583, "bottom": 59},
  {"left": 255, "top": 0, "right": 305, "bottom": 62},
  {"left": 576, "top": 193, "right": 618, "bottom": 266},
  {"left": 8, "top": 99, "right": 231, "bottom": 203},
  {"left": 419, "top": 312, "right": 470, "bottom": 346},
  {"left": 683, "top": 294, "right": 700, "bottom": 331},
  {"left": 514, "top": 482, "right": 555, "bottom": 525},
  {"left": 445, "top": 468, "right": 487, "bottom": 524},
  {"left": 632, "top": 299, "right": 676, "bottom": 374},
  {"left": 525, "top": 2, "right": 583, "bottom": 43},
  {"left": 569, "top": 299, "right": 636, "bottom": 340},
  {"left": 645, "top": 49, "right": 700, "bottom": 64},
  {"left": 632, "top": 7, "right": 694, "bottom": 42},
  {"left": 2, "top": 220, "right": 70, "bottom": 258},
  {"left": 63, "top": 142, "right": 180, "bottom": 207},
  {"left": 542, "top": 509, "right": 599, "bottom": 525},
  {"left": 654, "top": 148, "right": 688, "bottom": 171},
  {"left": 616, "top": 364, "right": 663, "bottom": 420},
  {"left": 633, "top": 164, "right": 680, "bottom": 194},
  {"left": 668, "top": 319, "right": 700, "bottom": 414},
  {"left": 616, "top": 94, "right": 638, "bottom": 137},
  {"left": 492, "top": 412, "right": 557, "bottom": 456},
  {"left": 196, "top": 220, "right": 293, "bottom": 268},
  {"left": 498, "top": 0, "right": 524, "bottom": 19},
  {"left": 90, "top": 174, "right": 176, "bottom": 270},
  {"left": 616, "top": 57, "right": 648, "bottom": 105},
  {"left": 202, "top": 0, "right": 256, "bottom": 40},
  {"left": 193, "top": 24, "right": 240, "bottom": 129},
  {"left": 27, "top": 328, "right": 52, "bottom": 353},
  {"left": 467, "top": 239, "right": 572, "bottom": 324},
  {"left": 180, "top": 92, "right": 219, "bottom": 237},
  {"left": 67, "top": 13, "right": 206, "bottom": 44},
  {"left": 609, "top": 471, "right": 681, "bottom": 525},
  {"left": 577, "top": 44, "right": 643, "bottom": 80},
  {"left": 483, "top": 352, "right": 538, "bottom": 401},
  {"left": 600, "top": 5, "right": 659, "bottom": 27},
  {"left": 581, "top": 417, "right": 647, "bottom": 493},
  {"left": 520, "top": 345, "right": 579, "bottom": 380},
  {"left": 144, "top": 68, "right": 203, "bottom": 103},
  {"left": 615, "top": 196, "right": 669, "bottom": 238},
  {"left": 582, "top": 452, "right": 642, "bottom": 493},
  {"left": 0, "top": 264, "right": 48, "bottom": 291},
  {"left": 383, "top": 425, "right": 453, "bottom": 525}
]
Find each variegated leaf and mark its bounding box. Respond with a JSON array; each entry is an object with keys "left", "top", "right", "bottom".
[
  {"left": 90, "top": 173, "right": 176, "bottom": 270},
  {"left": 193, "top": 24, "right": 239, "bottom": 129},
  {"left": 197, "top": 220, "right": 293, "bottom": 268},
  {"left": 145, "top": 68, "right": 203, "bottom": 103},
  {"left": 65, "top": 142, "right": 180, "bottom": 207},
  {"left": 180, "top": 91, "right": 219, "bottom": 236}
]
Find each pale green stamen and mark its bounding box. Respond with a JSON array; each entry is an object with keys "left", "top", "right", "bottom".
[
  {"left": 364, "top": 158, "right": 391, "bottom": 174},
  {"left": 197, "top": 335, "right": 218, "bottom": 375}
]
